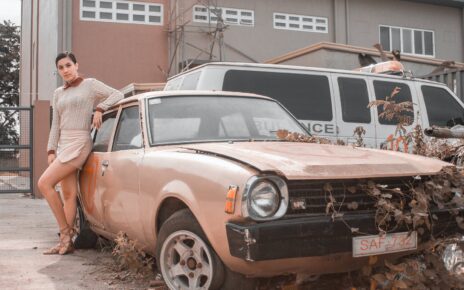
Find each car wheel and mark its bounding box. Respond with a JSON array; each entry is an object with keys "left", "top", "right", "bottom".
[
  {"left": 73, "top": 201, "right": 98, "bottom": 249},
  {"left": 156, "top": 209, "right": 225, "bottom": 290}
]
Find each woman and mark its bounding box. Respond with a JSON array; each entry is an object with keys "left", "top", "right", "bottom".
[{"left": 38, "top": 52, "right": 123, "bottom": 255}]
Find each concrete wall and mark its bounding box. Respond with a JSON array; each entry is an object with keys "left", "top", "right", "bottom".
[
  {"left": 20, "top": 0, "right": 62, "bottom": 105},
  {"left": 37, "top": 0, "right": 60, "bottom": 103},
  {"left": 20, "top": 0, "right": 33, "bottom": 106},
  {"left": 71, "top": 0, "right": 169, "bottom": 89},
  {"left": 347, "top": 0, "right": 463, "bottom": 61},
  {"left": 171, "top": 0, "right": 335, "bottom": 74},
  {"left": 282, "top": 49, "right": 438, "bottom": 76},
  {"left": 171, "top": 0, "right": 464, "bottom": 75}
]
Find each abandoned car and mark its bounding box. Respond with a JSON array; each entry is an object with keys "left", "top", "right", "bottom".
[{"left": 76, "top": 90, "right": 464, "bottom": 289}]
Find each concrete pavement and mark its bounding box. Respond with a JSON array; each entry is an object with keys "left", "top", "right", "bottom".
[{"left": 0, "top": 194, "right": 153, "bottom": 290}]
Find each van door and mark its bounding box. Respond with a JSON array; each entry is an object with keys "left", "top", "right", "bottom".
[
  {"left": 368, "top": 77, "right": 420, "bottom": 151},
  {"left": 331, "top": 74, "right": 376, "bottom": 147}
]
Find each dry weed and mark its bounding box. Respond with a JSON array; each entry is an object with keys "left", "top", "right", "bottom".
[
  {"left": 112, "top": 231, "right": 155, "bottom": 276},
  {"left": 368, "top": 86, "right": 413, "bottom": 139}
]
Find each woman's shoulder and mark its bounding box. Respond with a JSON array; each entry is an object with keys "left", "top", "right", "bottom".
[
  {"left": 82, "top": 78, "right": 96, "bottom": 85},
  {"left": 53, "top": 87, "right": 64, "bottom": 96}
]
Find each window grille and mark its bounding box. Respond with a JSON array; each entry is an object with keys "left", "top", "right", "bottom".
[
  {"left": 193, "top": 5, "right": 254, "bottom": 26},
  {"left": 80, "top": 0, "right": 163, "bottom": 26},
  {"left": 273, "top": 13, "right": 328, "bottom": 33}
]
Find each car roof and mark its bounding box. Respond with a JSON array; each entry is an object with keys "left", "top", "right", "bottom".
[
  {"left": 113, "top": 90, "right": 274, "bottom": 107},
  {"left": 167, "top": 62, "right": 446, "bottom": 86}
]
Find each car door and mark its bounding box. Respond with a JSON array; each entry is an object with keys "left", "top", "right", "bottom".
[
  {"left": 331, "top": 74, "right": 376, "bottom": 147},
  {"left": 368, "top": 77, "right": 420, "bottom": 151},
  {"left": 79, "top": 110, "right": 119, "bottom": 230},
  {"left": 99, "top": 104, "right": 144, "bottom": 240}
]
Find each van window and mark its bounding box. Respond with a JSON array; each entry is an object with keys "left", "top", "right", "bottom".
[
  {"left": 338, "top": 77, "right": 371, "bottom": 123},
  {"left": 180, "top": 72, "right": 201, "bottom": 90},
  {"left": 373, "top": 81, "right": 413, "bottom": 125},
  {"left": 165, "top": 77, "right": 183, "bottom": 90},
  {"left": 422, "top": 86, "right": 464, "bottom": 127},
  {"left": 223, "top": 70, "right": 332, "bottom": 121}
]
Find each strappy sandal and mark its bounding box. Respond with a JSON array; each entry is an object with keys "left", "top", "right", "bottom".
[
  {"left": 43, "top": 243, "right": 61, "bottom": 255},
  {"left": 58, "top": 226, "right": 76, "bottom": 255}
]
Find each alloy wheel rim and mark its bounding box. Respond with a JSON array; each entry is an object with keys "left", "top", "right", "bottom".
[{"left": 160, "top": 230, "right": 214, "bottom": 290}]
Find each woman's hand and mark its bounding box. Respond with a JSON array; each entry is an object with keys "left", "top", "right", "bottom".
[
  {"left": 92, "top": 111, "right": 103, "bottom": 129},
  {"left": 48, "top": 153, "right": 56, "bottom": 165}
]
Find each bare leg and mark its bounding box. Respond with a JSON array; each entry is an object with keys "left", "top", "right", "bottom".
[
  {"left": 38, "top": 159, "right": 78, "bottom": 231},
  {"left": 60, "top": 171, "right": 78, "bottom": 228}
]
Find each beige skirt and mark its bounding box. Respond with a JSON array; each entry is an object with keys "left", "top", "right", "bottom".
[{"left": 57, "top": 130, "right": 92, "bottom": 169}]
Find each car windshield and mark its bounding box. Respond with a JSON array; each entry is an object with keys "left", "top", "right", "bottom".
[{"left": 147, "top": 95, "right": 308, "bottom": 145}]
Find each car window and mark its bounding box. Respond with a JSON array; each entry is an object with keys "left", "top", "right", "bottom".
[
  {"left": 147, "top": 95, "right": 308, "bottom": 145},
  {"left": 112, "top": 106, "right": 142, "bottom": 151},
  {"left": 338, "top": 77, "right": 371, "bottom": 123},
  {"left": 422, "top": 86, "right": 464, "bottom": 127},
  {"left": 223, "top": 70, "right": 333, "bottom": 121},
  {"left": 93, "top": 111, "right": 117, "bottom": 152},
  {"left": 373, "top": 80, "right": 414, "bottom": 125},
  {"left": 219, "top": 113, "right": 250, "bottom": 137},
  {"left": 179, "top": 72, "right": 201, "bottom": 90}
]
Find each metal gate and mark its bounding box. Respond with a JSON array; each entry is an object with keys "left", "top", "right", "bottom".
[{"left": 0, "top": 107, "right": 33, "bottom": 194}]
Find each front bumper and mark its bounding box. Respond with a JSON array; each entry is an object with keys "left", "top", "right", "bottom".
[{"left": 226, "top": 210, "right": 464, "bottom": 261}]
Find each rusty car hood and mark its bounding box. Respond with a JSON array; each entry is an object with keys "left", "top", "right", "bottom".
[{"left": 181, "top": 142, "right": 448, "bottom": 180}]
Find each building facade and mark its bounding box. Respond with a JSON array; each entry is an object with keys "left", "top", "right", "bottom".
[
  {"left": 171, "top": 0, "right": 464, "bottom": 75},
  {"left": 20, "top": 0, "right": 169, "bottom": 107},
  {"left": 21, "top": 0, "right": 464, "bottom": 104}
]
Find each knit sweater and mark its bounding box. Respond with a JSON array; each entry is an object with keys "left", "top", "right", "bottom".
[{"left": 47, "top": 78, "right": 123, "bottom": 153}]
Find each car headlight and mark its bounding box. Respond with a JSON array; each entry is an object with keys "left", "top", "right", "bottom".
[
  {"left": 242, "top": 175, "right": 289, "bottom": 221},
  {"left": 250, "top": 181, "right": 280, "bottom": 218}
]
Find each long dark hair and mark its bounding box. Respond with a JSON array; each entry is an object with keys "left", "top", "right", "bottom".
[{"left": 55, "top": 52, "right": 77, "bottom": 66}]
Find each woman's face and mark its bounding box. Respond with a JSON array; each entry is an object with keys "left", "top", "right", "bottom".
[{"left": 56, "top": 57, "right": 79, "bottom": 83}]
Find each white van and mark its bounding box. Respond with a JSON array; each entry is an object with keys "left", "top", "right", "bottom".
[{"left": 164, "top": 62, "right": 464, "bottom": 149}]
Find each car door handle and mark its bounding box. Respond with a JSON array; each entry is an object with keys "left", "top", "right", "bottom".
[{"left": 101, "top": 160, "right": 109, "bottom": 176}]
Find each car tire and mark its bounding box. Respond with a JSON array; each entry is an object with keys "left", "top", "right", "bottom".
[
  {"left": 156, "top": 209, "right": 226, "bottom": 290},
  {"left": 73, "top": 201, "right": 98, "bottom": 249}
]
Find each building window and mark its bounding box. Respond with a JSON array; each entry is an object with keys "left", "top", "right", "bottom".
[
  {"left": 273, "top": 13, "right": 328, "bottom": 33},
  {"left": 193, "top": 5, "right": 254, "bottom": 26},
  {"left": 379, "top": 25, "right": 434, "bottom": 57},
  {"left": 80, "top": 0, "right": 163, "bottom": 25}
]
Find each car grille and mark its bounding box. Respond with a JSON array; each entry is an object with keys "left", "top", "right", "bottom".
[{"left": 285, "top": 177, "right": 423, "bottom": 217}]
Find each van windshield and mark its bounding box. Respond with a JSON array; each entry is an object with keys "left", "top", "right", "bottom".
[{"left": 147, "top": 95, "right": 308, "bottom": 145}]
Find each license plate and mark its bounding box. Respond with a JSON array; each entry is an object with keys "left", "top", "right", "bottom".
[{"left": 352, "top": 231, "right": 417, "bottom": 257}]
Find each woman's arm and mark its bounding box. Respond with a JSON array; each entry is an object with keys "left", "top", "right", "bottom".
[
  {"left": 47, "top": 90, "right": 60, "bottom": 155},
  {"left": 91, "top": 78, "right": 124, "bottom": 112}
]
